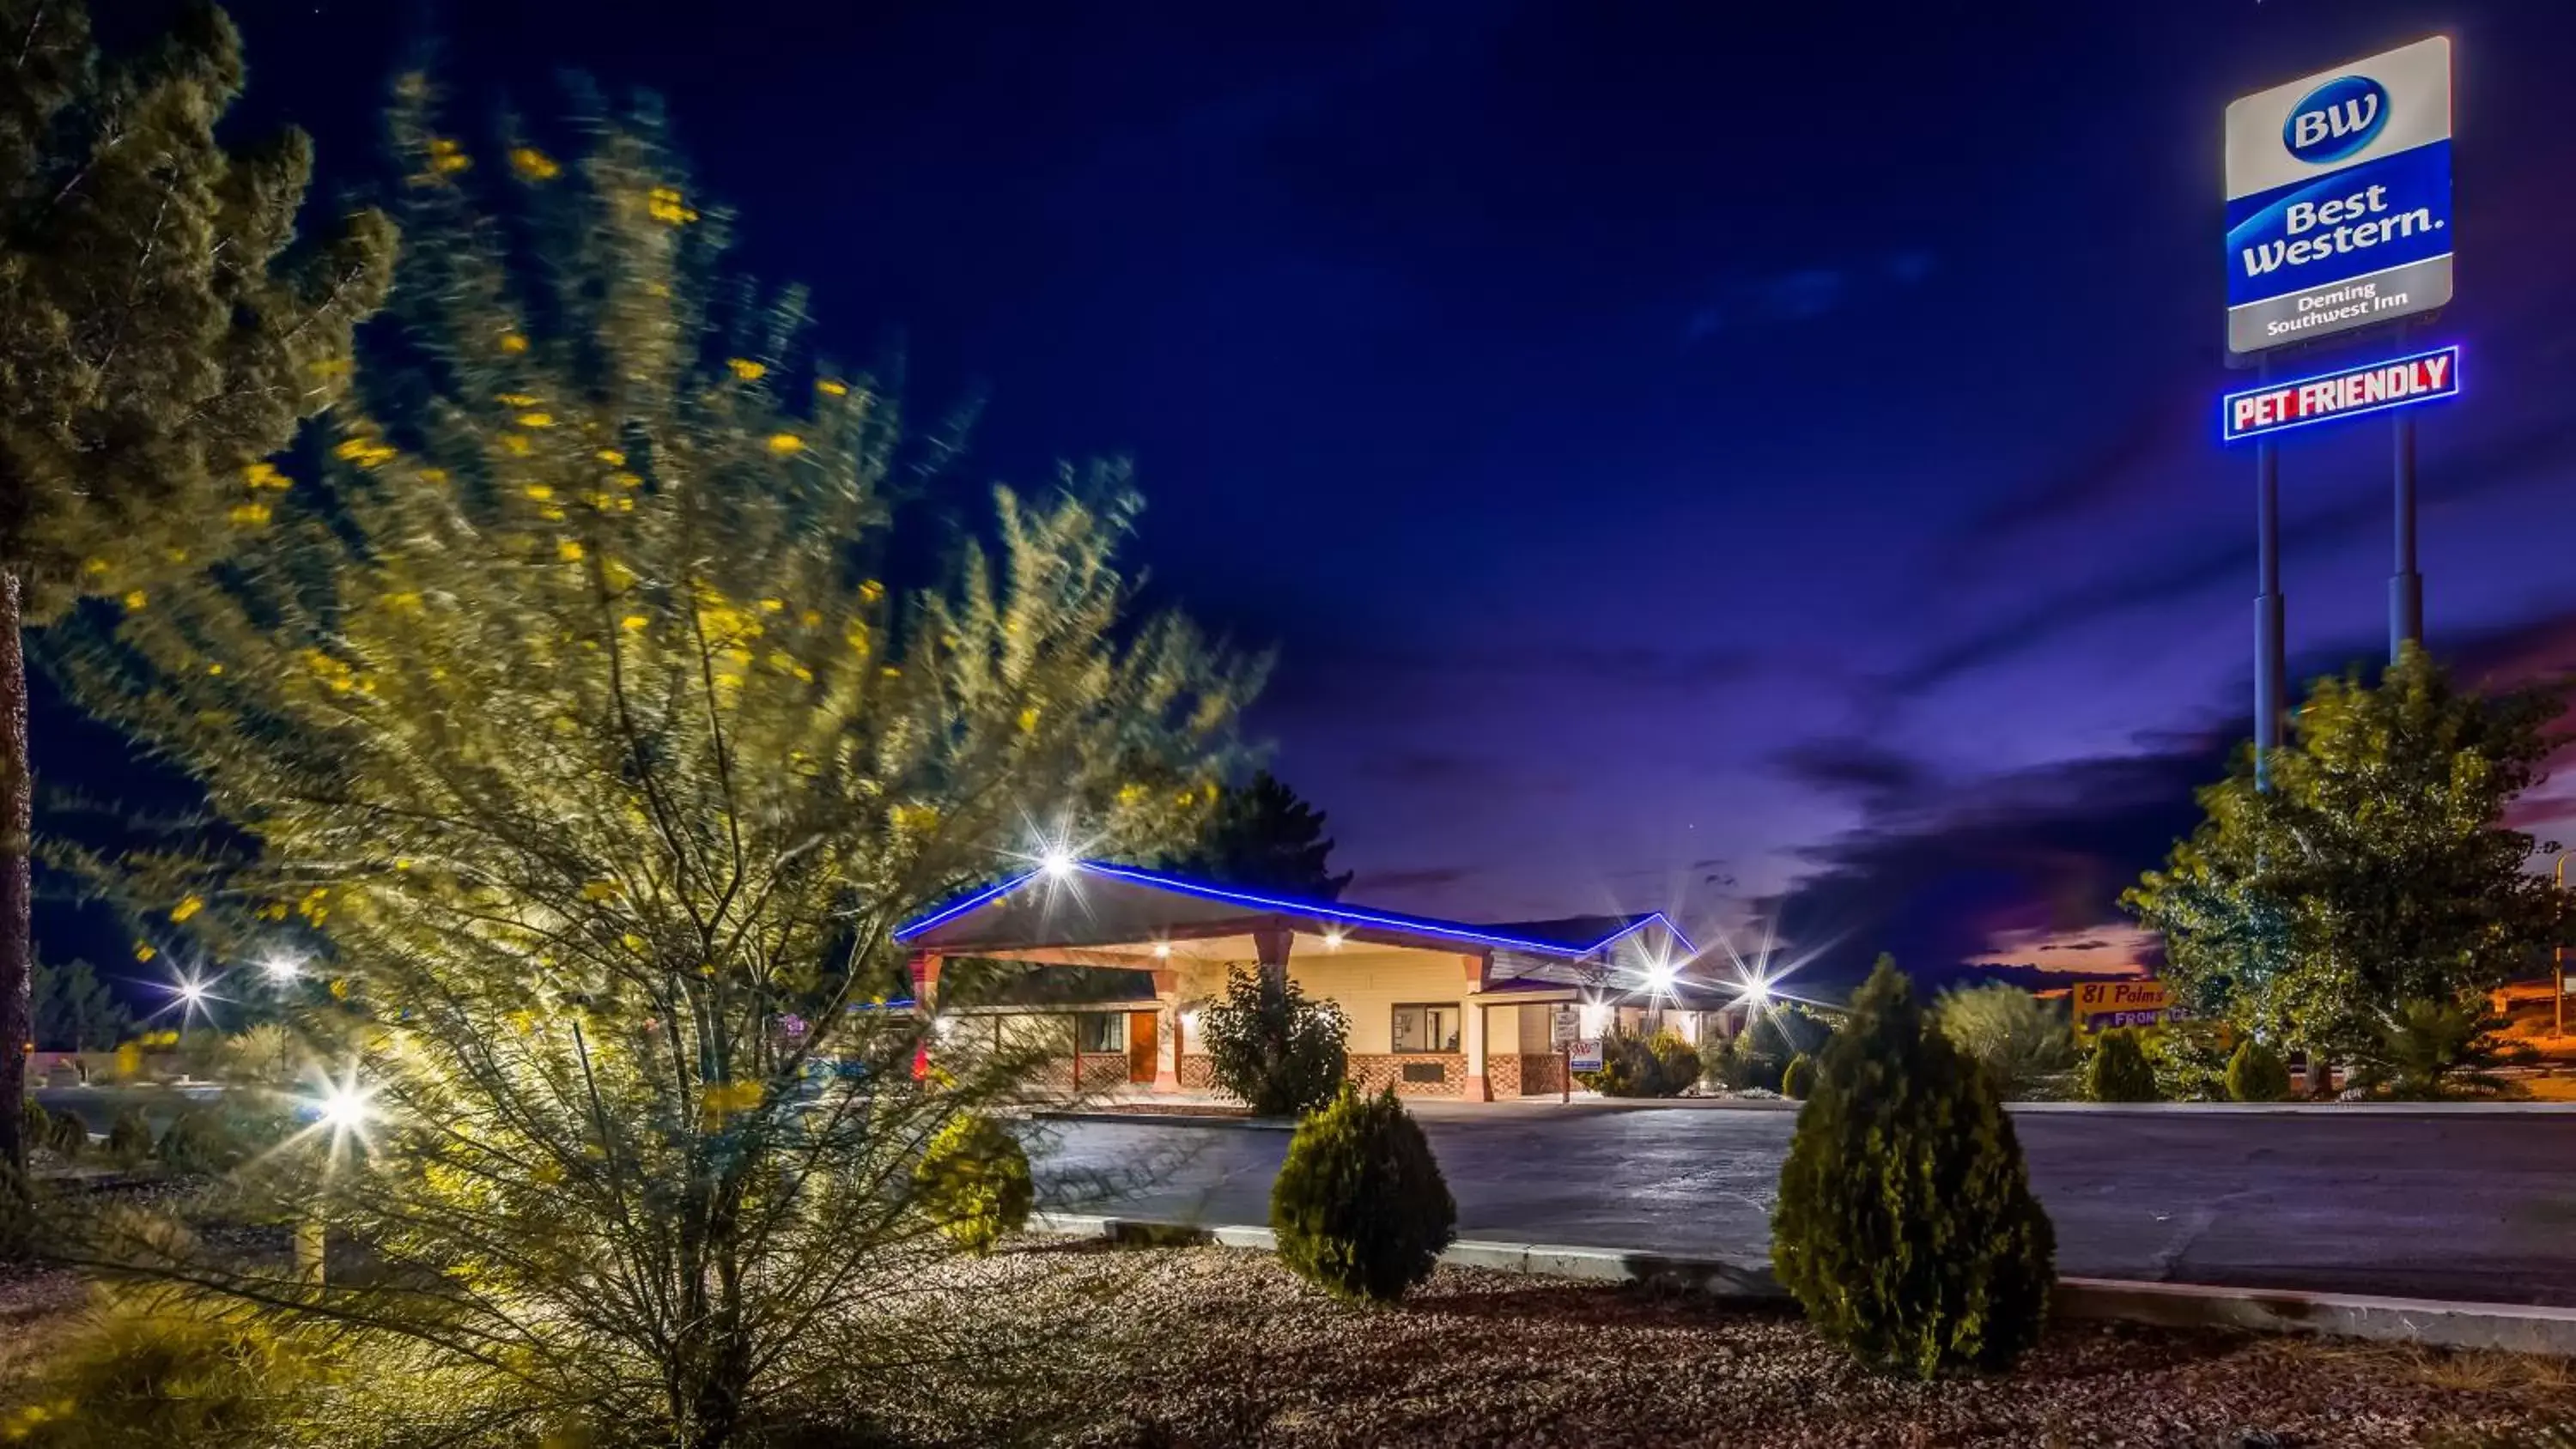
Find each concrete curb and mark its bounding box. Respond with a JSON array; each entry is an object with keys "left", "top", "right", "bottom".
[
  {"left": 1034, "top": 1109, "right": 1297, "bottom": 1131},
  {"left": 1042, "top": 1099, "right": 2576, "bottom": 1125},
  {"left": 1030, "top": 1213, "right": 2576, "bottom": 1356}
]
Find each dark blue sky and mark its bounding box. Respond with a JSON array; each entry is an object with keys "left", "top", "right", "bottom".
[{"left": 165, "top": 0, "right": 2576, "bottom": 985}]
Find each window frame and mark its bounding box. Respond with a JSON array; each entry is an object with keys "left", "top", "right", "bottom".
[{"left": 1390, "top": 1002, "right": 1462, "bottom": 1055}]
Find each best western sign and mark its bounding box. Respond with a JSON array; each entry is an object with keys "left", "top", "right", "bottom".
[
  {"left": 2221, "top": 345, "right": 2458, "bottom": 442},
  {"left": 2225, "top": 38, "right": 2452, "bottom": 357}
]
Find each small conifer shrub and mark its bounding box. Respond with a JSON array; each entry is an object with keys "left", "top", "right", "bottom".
[{"left": 1270, "top": 1085, "right": 1455, "bottom": 1303}]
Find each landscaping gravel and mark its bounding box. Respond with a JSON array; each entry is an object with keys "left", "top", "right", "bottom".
[{"left": 887, "top": 1243, "right": 2576, "bottom": 1448}]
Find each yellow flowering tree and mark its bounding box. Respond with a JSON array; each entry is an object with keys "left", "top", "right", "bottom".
[
  {"left": 42, "top": 86, "right": 1254, "bottom": 1448},
  {"left": 0, "top": 0, "right": 395, "bottom": 1179}
]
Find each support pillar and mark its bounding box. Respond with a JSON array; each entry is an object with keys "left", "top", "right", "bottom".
[
  {"left": 1152, "top": 968, "right": 1181, "bottom": 1092},
  {"left": 1461, "top": 954, "right": 1490, "bottom": 1102},
  {"left": 1251, "top": 924, "right": 1293, "bottom": 987},
  {"left": 906, "top": 952, "right": 942, "bottom": 1081}
]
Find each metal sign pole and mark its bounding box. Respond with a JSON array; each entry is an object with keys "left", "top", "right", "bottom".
[
  {"left": 2255, "top": 360, "right": 2284, "bottom": 791},
  {"left": 2391, "top": 409, "right": 2423, "bottom": 661}
]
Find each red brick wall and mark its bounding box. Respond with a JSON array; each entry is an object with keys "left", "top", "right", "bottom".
[
  {"left": 1180, "top": 1054, "right": 1217, "bottom": 1091},
  {"left": 1507, "top": 1053, "right": 1565, "bottom": 1097},
  {"left": 1348, "top": 1053, "right": 1466, "bottom": 1097},
  {"left": 1033, "top": 1052, "right": 1139, "bottom": 1093}
]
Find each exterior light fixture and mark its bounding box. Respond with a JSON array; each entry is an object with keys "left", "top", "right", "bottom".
[
  {"left": 1151, "top": 941, "right": 1172, "bottom": 958},
  {"left": 262, "top": 954, "right": 302, "bottom": 983},
  {"left": 1039, "top": 846, "right": 1077, "bottom": 879},
  {"left": 318, "top": 1086, "right": 372, "bottom": 1133},
  {"left": 1322, "top": 929, "right": 1345, "bottom": 949},
  {"left": 1642, "top": 960, "right": 1677, "bottom": 993},
  {"left": 1740, "top": 977, "right": 1771, "bottom": 1008}
]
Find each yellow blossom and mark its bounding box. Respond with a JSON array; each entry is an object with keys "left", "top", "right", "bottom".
[
  {"left": 227, "top": 502, "right": 271, "bottom": 526},
  {"left": 427, "top": 136, "right": 471, "bottom": 173},
  {"left": 1018, "top": 706, "right": 1041, "bottom": 733},
  {"left": 134, "top": 942, "right": 156, "bottom": 962},
  {"left": 510, "top": 145, "right": 561, "bottom": 180},
  {"left": 518, "top": 411, "right": 555, "bottom": 428},
  {"left": 82, "top": 557, "right": 111, "bottom": 577},
  {"left": 767, "top": 432, "right": 804, "bottom": 455},
  {"left": 243, "top": 461, "right": 293, "bottom": 489},
  {"left": 647, "top": 185, "right": 700, "bottom": 224},
  {"left": 421, "top": 468, "right": 450, "bottom": 484},
  {"left": 817, "top": 377, "right": 850, "bottom": 397},
  {"left": 503, "top": 434, "right": 532, "bottom": 456},
  {"left": 207, "top": 663, "right": 223, "bottom": 676},
  {"left": 121, "top": 590, "right": 147, "bottom": 610},
  {"left": 728, "top": 358, "right": 767, "bottom": 382},
  {"left": 621, "top": 615, "right": 647, "bottom": 632},
  {"left": 799, "top": 609, "right": 821, "bottom": 627},
  {"left": 597, "top": 448, "right": 627, "bottom": 466},
  {"left": 557, "top": 539, "right": 585, "bottom": 562},
  {"left": 170, "top": 895, "right": 204, "bottom": 924},
  {"left": 500, "top": 332, "right": 530, "bottom": 355},
  {"left": 384, "top": 591, "right": 424, "bottom": 611},
  {"left": 498, "top": 392, "right": 538, "bottom": 407},
  {"left": 525, "top": 484, "right": 555, "bottom": 501}
]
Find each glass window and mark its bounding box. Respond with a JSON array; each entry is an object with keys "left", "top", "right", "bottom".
[
  {"left": 1075, "top": 1012, "right": 1126, "bottom": 1053},
  {"left": 1391, "top": 1003, "right": 1461, "bottom": 1054}
]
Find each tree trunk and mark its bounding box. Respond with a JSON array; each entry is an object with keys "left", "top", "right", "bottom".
[{"left": 0, "top": 569, "right": 29, "bottom": 1186}]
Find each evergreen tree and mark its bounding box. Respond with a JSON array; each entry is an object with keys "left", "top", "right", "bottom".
[
  {"left": 0, "top": 0, "right": 396, "bottom": 1177},
  {"left": 1164, "top": 770, "right": 1352, "bottom": 897},
  {"left": 44, "top": 89, "right": 1250, "bottom": 1448},
  {"left": 2123, "top": 646, "right": 2567, "bottom": 1070},
  {"left": 30, "top": 957, "right": 131, "bottom": 1051},
  {"left": 1771, "top": 956, "right": 2054, "bottom": 1378}
]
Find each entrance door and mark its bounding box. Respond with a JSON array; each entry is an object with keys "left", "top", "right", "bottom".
[{"left": 1127, "top": 1011, "right": 1157, "bottom": 1084}]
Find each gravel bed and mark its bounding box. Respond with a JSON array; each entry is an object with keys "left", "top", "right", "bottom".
[{"left": 885, "top": 1243, "right": 2576, "bottom": 1448}]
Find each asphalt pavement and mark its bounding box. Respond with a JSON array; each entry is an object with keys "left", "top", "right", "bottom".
[{"left": 1031, "top": 1105, "right": 2576, "bottom": 1307}]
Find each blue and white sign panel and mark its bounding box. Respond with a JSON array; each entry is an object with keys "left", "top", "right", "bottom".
[
  {"left": 2226, "top": 37, "right": 2452, "bottom": 357},
  {"left": 2221, "top": 344, "right": 2458, "bottom": 443}
]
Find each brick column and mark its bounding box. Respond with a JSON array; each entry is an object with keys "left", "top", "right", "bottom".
[
  {"left": 1252, "top": 923, "right": 1294, "bottom": 987},
  {"left": 906, "top": 952, "right": 942, "bottom": 1082},
  {"left": 1461, "top": 953, "right": 1491, "bottom": 1102}
]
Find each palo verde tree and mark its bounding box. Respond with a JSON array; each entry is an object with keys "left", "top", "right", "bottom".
[
  {"left": 0, "top": 0, "right": 394, "bottom": 1179},
  {"left": 42, "top": 85, "right": 1254, "bottom": 1448},
  {"left": 2124, "top": 645, "right": 2566, "bottom": 1071}
]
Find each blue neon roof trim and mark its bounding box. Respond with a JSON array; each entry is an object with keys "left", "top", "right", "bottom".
[{"left": 895, "top": 858, "right": 1691, "bottom": 960}]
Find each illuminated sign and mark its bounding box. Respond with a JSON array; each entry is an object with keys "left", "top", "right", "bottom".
[
  {"left": 2221, "top": 344, "right": 2458, "bottom": 442},
  {"left": 2226, "top": 38, "right": 2451, "bottom": 356},
  {"left": 2071, "top": 980, "right": 2173, "bottom": 1017}
]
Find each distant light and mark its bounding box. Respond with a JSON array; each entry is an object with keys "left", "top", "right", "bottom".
[
  {"left": 1039, "top": 846, "right": 1078, "bottom": 879},
  {"left": 1740, "top": 977, "right": 1772, "bottom": 1008},
  {"left": 1151, "top": 941, "right": 1172, "bottom": 959},
  {"left": 175, "top": 977, "right": 208, "bottom": 1007},
  {"left": 261, "top": 954, "right": 302, "bottom": 983},
  {"left": 1322, "top": 929, "right": 1345, "bottom": 949},
  {"left": 1642, "top": 959, "right": 1677, "bottom": 993},
  {"left": 318, "top": 1086, "right": 371, "bottom": 1133}
]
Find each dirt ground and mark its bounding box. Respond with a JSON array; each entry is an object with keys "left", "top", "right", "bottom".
[{"left": 10, "top": 1242, "right": 2576, "bottom": 1447}]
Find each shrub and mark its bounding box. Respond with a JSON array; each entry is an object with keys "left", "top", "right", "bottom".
[
  {"left": 154, "top": 1105, "right": 251, "bottom": 1175},
  {"left": 21, "top": 1097, "right": 50, "bottom": 1157},
  {"left": 1933, "top": 983, "right": 2075, "bottom": 1099},
  {"left": 2082, "top": 1029, "right": 2160, "bottom": 1103},
  {"left": 2225, "top": 1039, "right": 2293, "bottom": 1102},
  {"left": 1771, "top": 957, "right": 2054, "bottom": 1379},
  {"left": 1583, "top": 1028, "right": 1698, "bottom": 1098},
  {"left": 1196, "top": 966, "right": 1351, "bottom": 1117},
  {"left": 46, "top": 1108, "right": 87, "bottom": 1160},
  {"left": 106, "top": 1109, "right": 154, "bottom": 1166},
  {"left": 2355, "top": 997, "right": 2528, "bottom": 1100},
  {"left": 1747, "top": 1003, "right": 1837, "bottom": 1064},
  {"left": 1779, "top": 1052, "right": 1817, "bottom": 1101},
  {"left": 1700, "top": 1032, "right": 1758, "bottom": 1090},
  {"left": 912, "top": 1113, "right": 1035, "bottom": 1255},
  {"left": 0, "top": 1291, "right": 330, "bottom": 1446},
  {"left": 2142, "top": 1017, "right": 2232, "bottom": 1101},
  {"left": 1270, "top": 1085, "right": 1456, "bottom": 1304}
]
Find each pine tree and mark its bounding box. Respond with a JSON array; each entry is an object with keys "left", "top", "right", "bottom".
[
  {"left": 1771, "top": 956, "right": 2054, "bottom": 1378},
  {"left": 44, "top": 88, "right": 1253, "bottom": 1448},
  {"left": 0, "top": 0, "right": 396, "bottom": 1178},
  {"left": 1164, "top": 770, "right": 1352, "bottom": 897},
  {"left": 30, "top": 957, "right": 131, "bottom": 1052},
  {"left": 2123, "top": 646, "right": 2566, "bottom": 1069}
]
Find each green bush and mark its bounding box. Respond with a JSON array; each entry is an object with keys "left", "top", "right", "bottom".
[
  {"left": 21, "top": 1096, "right": 51, "bottom": 1157},
  {"left": 1771, "top": 957, "right": 2054, "bottom": 1379},
  {"left": 1699, "top": 1032, "right": 1757, "bottom": 1090},
  {"left": 0, "top": 1292, "right": 329, "bottom": 1446},
  {"left": 1649, "top": 1031, "right": 1702, "bottom": 1094},
  {"left": 1779, "top": 1052, "right": 1816, "bottom": 1101},
  {"left": 1933, "top": 983, "right": 2075, "bottom": 1099},
  {"left": 46, "top": 1107, "right": 87, "bottom": 1160},
  {"left": 155, "top": 1105, "right": 250, "bottom": 1175},
  {"left": 2356, "top": 997, "right": 2527, "bottom": 1100},
  {"left": 913, "top": 1113, "right": 1035, "bottom": 1255},
  {"left": 2143, "top": 1018, "right": 2232, "bottom": 1101},
  {"left": 2081, "top": 1029, "right": 2160, "bottom": 1103},
  {"left": 2225, "top": 1039, "right": 2293, "bottom": 1102},
  {"left": 1583, "top": 1028, "right": 1698, "bottom": 1098},
  {"left": 105, "top": 1109, "right": 153, "bottom": 1166},
  {"left": 1270, "top": 1085, "right": 1456, "bottom": 1304},
  {"left": 1195, "top": 966, "right": 1350, "bottom": 1117}
]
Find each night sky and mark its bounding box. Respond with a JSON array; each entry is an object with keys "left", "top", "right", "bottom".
[{"left": 81, "top": 0, "right": 2576, "bottom": 990}]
